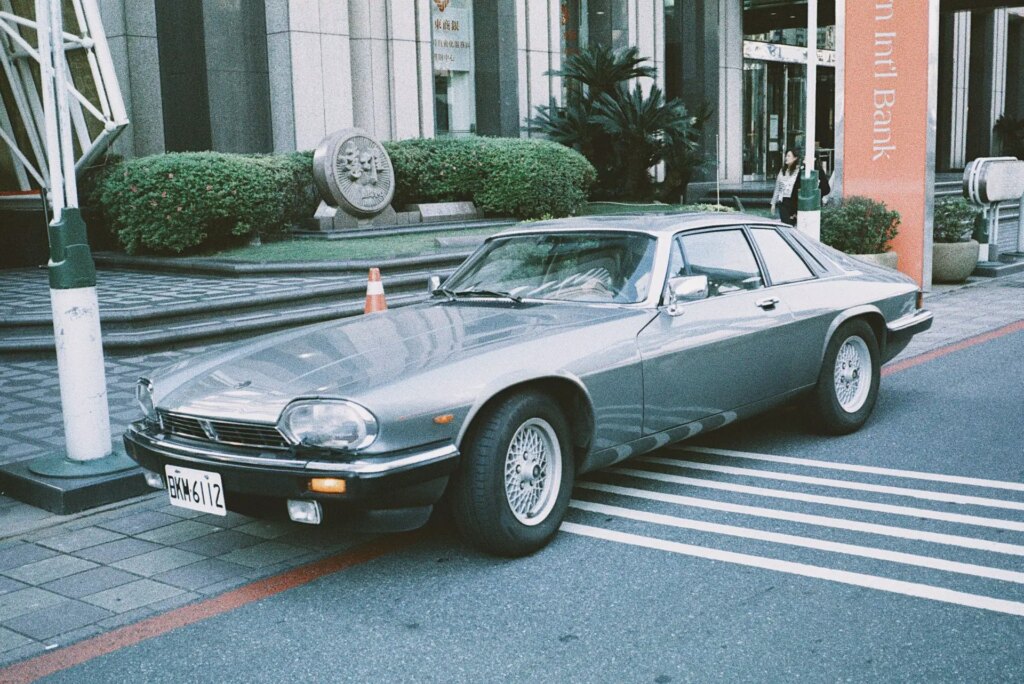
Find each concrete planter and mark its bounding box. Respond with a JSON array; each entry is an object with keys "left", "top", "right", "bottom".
[
  {"left": 932, "top": 239, "right": 980, "bottom": 283},
  {"left": 852, "top": 251, "right": 899, "bottom": 270}
]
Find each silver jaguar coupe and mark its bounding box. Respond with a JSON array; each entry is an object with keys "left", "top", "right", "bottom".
[{"left": 124, "top": 214, "right": 932, "bottom": 556}]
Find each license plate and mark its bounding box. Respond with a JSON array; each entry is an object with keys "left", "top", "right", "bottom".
[{"left": 164, "top": 465, "right": 226, "bottom": 516}]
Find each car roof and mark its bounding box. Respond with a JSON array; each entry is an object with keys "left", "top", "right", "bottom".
[{"left": 494, "top": 212, "right": 783, "bottom": 238}]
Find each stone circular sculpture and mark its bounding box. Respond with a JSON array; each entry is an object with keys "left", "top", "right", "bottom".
[{"left": 313, "top": 128, "right": 395, "bottom": 217}]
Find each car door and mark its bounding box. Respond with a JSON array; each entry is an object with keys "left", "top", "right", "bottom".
[
  {"left": 747, "top": 225, "right": 830, "bottom": 389},
  {"left": 636, "top": 227, "right": 800, "bottom": 435}
]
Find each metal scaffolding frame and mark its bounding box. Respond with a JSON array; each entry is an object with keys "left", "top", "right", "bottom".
[{"left": 0, "top": 0, "right": 127, "bottom": 193}]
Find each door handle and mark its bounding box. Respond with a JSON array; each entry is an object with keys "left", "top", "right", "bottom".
[{"left": 756, "top": 297, "right": 780, "bottom": 310}]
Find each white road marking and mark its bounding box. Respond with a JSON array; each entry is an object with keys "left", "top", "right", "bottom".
[
  {"left": 641, "top": 457, "right": 1024, "bottom": 512},
  {"left": 560, "top": 522, "right": 1024, "bottom": 617},
  {"left": 576, "top": 481, "right": 1024, "bottom": 556},
  {"left": 608, "top": 468, "right": 1024, "bottom": 532},
  {"left": 673, "top": 445, "right": 1024, "bottom": 493},
  {"left": 569, "top": 499, "right": 1024, "bottom": 584}
]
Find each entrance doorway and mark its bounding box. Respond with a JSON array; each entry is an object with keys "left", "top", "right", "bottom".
[{"left": 743, "top": 60, "right": 835, "bottom": 181}]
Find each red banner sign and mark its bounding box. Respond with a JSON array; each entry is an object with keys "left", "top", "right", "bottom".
[{"left": 843, "top": 1, "right": 937, "bottom": 287}]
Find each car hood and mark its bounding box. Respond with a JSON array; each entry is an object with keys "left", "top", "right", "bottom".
[{"left": 154, "top": 301, "right": 650, "bottom": 423}]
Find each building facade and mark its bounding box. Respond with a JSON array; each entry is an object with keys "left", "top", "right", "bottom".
[{"left": 1, "top": 1, "right": 1022, "bottom": 192}]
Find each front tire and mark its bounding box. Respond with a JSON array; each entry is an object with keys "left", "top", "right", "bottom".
[
  {"left": 450, "top": 392, "right": 574, "bottom": 557},
  {"left": 809, "top": 319, "right": 880, "bottom": 435}
]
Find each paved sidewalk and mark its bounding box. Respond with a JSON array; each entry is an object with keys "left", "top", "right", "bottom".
[{"left": 0, "top": 271, "right": 1022, "bottom": 666}]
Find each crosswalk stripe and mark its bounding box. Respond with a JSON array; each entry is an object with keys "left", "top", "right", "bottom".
[
  {"left": 641, "top": 457, "right": 1024, "bottom": 512},
  {"left": 609, "top": 467, "right": 1024, "bottom": 532},
  {"left": 673, "top": 445, "right": 1024, "bottom": 493},
  {"left": 569, "top": 500, "right": 1024, "bottom": 584},
  {"left": 560, "top": 522, "right": 1024, "bottom": 617},
  {"left": 576, "top": 482, "right": 1024, "bottom": 556}
]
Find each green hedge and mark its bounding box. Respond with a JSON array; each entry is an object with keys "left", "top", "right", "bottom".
[
  {"left": 95, "top": 152, "right": 317, "bottom": 254},
  {"left": 96, "top": 138, "right": 594, "bottom": 254},
  {"left": 384, "top": 137, "right": 595, "bottom": 219},
  {"left": 933, "top": 198, "right": 981, "bottom": 243},
  {"left": 821, "top": 195, "right": 900, "bottom": 254}
]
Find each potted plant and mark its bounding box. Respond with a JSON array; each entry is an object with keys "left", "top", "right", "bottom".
[
  {"left": 932, "top": 198, "right": 981, "bottom": 283},
  {"left": 821, "top": 196, "right": 900, "bottom": 268}
]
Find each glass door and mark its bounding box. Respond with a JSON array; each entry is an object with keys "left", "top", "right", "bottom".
[
  {"left": 743, "top": 61, "right": 766, "bottom": 180},
  {"left": 743, "top": 59, "right": 813, "bottom": 180}
]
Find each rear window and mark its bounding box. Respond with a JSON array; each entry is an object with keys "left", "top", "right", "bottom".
[{"left": 751, "top": 228, "right": 815, "bottom": 284}]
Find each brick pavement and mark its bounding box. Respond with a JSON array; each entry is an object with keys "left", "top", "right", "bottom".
[{"left": 0, "top": 270, "right": 1022, "bottom": 666}]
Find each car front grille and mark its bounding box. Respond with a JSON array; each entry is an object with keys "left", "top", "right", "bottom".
[{"left": 158, "top": 410, "right": 290, "bottom": 450}]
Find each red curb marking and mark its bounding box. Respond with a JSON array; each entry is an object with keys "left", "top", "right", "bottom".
[
  {"left": 0, "top": 531, "right": 424, "bottom": 684},
  {"left": 882, "top": 319, "right": 1024, "bottom": 377}
]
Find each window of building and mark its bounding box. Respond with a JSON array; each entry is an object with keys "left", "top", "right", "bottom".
[{"left": 432, "top": 0, "right": 476, "bottom": 136}]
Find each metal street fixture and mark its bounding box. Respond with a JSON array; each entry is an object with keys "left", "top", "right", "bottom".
[
  {"left": 797, "top": 0, "right": 822, "bottom": 241},
  {"left": 1, "top": 0, "right": 132, "bottom": 478}
]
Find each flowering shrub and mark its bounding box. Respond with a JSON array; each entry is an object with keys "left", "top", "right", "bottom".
[
  {"left": 821, "top": 196, "right": 900, "bottom": 254},
  {"left": 95, "top": 138, "right": 594, "bottom": 254},
  {"left": 933, "top": 198, "right": 981, "bottom": 243},
  {"left": 384, "top": 137, "right": 595, "bottom": 219},
  {"left": 95, "top": 152, "right": 316, "bottom": 254}
]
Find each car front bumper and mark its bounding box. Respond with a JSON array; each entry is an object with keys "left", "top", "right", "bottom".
[
  {"left": 884, "top": 308, "right": 934, "bottom": 362},
  {"left": 123, "top": 421, "right": 459, "bottom": 521}
]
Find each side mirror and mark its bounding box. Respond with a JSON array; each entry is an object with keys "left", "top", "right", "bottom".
[
  {"left": 427, "top": 275, "right": 442, "bottom": 294},
  {"left": 664, "top": 275, "right": 708, "bottom": 315}
]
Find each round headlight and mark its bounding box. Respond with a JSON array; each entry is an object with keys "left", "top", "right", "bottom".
[
  {"left": 136, "top": 378, "right": 158, "bottom": 423},
  {"left": 279, "top": 400, "right": 378, "bottom": 451}
]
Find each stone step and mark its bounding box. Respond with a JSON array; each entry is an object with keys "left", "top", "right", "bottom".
[{"left": 0, "top": 271, "right": 451, "bottom": 353}]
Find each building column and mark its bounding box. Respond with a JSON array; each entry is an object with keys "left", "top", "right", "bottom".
[
  {"left": 99, "top": 0, "right": 164, "bottom": 157},
  {"left": 673, "top": 0, "right": 743, "bottom": 184},
  {"left": 966, "top": 8, "right": 1009, "bottom": 160},
  {"left": 474, "top": 0, "right": 520, "bottom": 137},
  {"left": 348, "top": 0, "right": 434, "bottom": 141},
  {"left": 626, "top": 0, "right": 663, "bottom": 94},
  {"left": 937, "top": 11, "right": 971, "bottom": 169},
  {"left": 518, "top": 0, "right": 564, "bottom": 137},
  {"left": 203, "top": 1, "right": 273, "bottom": 153},
  {"left": 1007, "top": 13, "right": 1024, "bottom": 124},
  {"left": 265, "top": 0, "right": 353, "bottom": 152}
]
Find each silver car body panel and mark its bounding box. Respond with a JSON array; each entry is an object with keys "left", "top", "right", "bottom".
[{"left": 141, "top": 213, "right": 926, "bottom": 479}]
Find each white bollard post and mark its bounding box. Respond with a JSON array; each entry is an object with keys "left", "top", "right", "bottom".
[
  {"left": 27, "top": 0, "right": 132, "bottom": 478},
  {"left": 797, "top": 0, "right": 821, "bottom": 241}
]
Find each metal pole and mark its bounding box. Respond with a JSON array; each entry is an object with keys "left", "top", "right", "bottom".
[
  {"left": 1018, "top": 193, "right": 1023, "bottom": 255},
  {"left": 29, "top": 0, "right": 129, "bottom": 477},
  {"left": 797, "top": 0, "right": 822, "bottom": 241}
]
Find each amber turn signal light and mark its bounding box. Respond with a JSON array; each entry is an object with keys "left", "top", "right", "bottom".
[
  {"left": 433, "top": 414, "right": 455, "bottom": 425},
  {"left": 308, "top": 478, "right": 347, "bottom": 494}
]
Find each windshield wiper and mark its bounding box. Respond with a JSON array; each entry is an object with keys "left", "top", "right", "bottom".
[
  {"left": 433, "top": 286, "right": 458, "bottom": 302},
  {"left": 449, "top": 288, "right": 523, "bottom": 304}
]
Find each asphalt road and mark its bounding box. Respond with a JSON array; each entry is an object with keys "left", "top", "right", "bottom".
[{"left": 38, "top": 328, "right": 1024, "bottom": 683}]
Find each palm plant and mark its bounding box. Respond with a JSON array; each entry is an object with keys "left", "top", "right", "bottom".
[{"left": 531, "top": 45, "right": 706, "bottom": 201}]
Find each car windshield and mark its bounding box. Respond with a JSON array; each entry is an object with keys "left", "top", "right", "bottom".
[{"left": 444, "top": 232, "right": 658, "bottom": 304}]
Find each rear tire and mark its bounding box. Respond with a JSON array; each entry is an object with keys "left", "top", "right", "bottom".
[
  {"left": 809, "top": 319, "right": 880, "bottom": 435},
  {"left": 450, "top": 392, "right": 574, "bottom": 557}
]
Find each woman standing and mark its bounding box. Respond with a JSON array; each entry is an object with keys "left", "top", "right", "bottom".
[{"left": 770, "top": 150, "right": 800, "bottom": 226}]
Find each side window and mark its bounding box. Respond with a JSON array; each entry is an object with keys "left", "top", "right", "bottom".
[
  {"left": 679, "top": 230, "right": 764, "bottom": 297},
  {"left": 750, "top": 228, "right": 814, "bottom": 285}
]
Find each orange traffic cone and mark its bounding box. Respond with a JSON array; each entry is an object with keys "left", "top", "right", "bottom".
[{"left": 364, "top": 267, "right": 387, "bottom": 313}]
